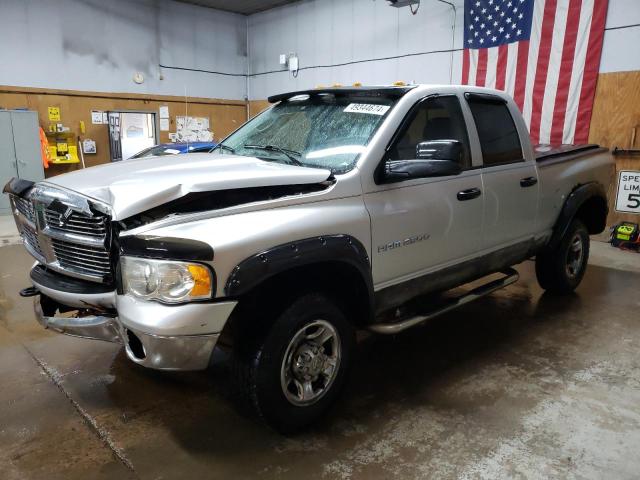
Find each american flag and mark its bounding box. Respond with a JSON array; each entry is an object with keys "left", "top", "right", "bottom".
[{"left": 461, "top": 0, "right": 608, "bottom": 145}]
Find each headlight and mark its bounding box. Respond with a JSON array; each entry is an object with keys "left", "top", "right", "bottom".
[{"left": 120, "top": 256, "right": 213, "bottom": 304}]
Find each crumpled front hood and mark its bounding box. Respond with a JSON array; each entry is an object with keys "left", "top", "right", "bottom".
[{"left": 45, "top": 153, "right": 331, "bottom": 220}]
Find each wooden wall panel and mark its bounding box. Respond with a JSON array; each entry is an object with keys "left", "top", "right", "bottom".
[
  {"left": 0, "top": 86, "right": 248, "bottom": 177},
  {"left": 589, "top": 70, "right": 640, "bottom": 226},
  {"left": 249, "top": 100, "right": 271, "bottom": 118}
]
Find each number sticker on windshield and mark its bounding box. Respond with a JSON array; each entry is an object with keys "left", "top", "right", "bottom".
[{"left": 343, "top": 103, "right": 391, "bottom": 115}]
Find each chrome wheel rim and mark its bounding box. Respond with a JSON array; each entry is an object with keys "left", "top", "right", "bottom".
[
  {"left": 565, "top": 233, "right": 584, "bottom": 278},
  {"left": 280, "top": 320, "right": 341, "bottom": 406}
]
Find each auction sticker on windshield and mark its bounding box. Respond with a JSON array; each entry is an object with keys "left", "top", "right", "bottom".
[
  {"left": 344, "top": 103, "right": 391, "bottom": 115},
  {"left": 615, "top": 170, "right": 640, "bottom": 214}
]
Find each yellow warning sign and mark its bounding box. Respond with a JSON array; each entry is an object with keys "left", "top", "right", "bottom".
[{"left": 48, "top": 106, "right": 60, "bottom": 121}]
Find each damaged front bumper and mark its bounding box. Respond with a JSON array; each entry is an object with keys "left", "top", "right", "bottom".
[
  {"left": 31, "top": 266, "right": 237, "bottom": 371},
  {"left": 35, "top": 300, "right": 122, "bottom": 343}
]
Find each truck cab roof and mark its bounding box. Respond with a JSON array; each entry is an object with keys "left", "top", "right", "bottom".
[
  {"left": 267, "top": 84, "right": 517, "bottom": 105},
  {"left": 267, "top": 85, "right": 417, "bottom": 103}
]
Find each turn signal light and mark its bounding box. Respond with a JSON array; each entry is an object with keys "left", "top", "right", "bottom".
[{"left": 188, "top": 264, "right": 213, "bottom": 297}]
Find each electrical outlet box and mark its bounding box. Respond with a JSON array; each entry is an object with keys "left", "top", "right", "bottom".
[
  {"left": 289, "top": 56, "right": 299, "bottom": 72},
  {"left": 279, "top": 54, "right": 288, "bottom": 66}
]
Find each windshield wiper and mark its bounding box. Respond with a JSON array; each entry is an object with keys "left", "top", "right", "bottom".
[
  {"left": 243, "top": 144, "right": 303, "bottom": 166},
  {"left": 213, "top": 143, "right": 236, "bottom": 154}
]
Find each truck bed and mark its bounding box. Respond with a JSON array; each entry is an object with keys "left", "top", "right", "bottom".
[
  {"left": 535, "top": 144, "right": 613, "bottom": 237},
  {"left": 534, "top": 144, "right": 607, "bottom": 165}
]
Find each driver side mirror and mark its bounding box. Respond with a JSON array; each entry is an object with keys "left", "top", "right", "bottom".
[
  {"left": 381, "top": 140, "right": 463, "bottom": 183},
  {"left": 416, "top": 140, "right": 463, "bottom": 162}
]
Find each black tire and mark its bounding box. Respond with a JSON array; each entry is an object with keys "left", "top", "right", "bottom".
[
  {"left": 536, "top": 219, "right": 590, "bottom": 294},
  {"left": 229, "top": 292, "right": 355, "bottom": 433}
]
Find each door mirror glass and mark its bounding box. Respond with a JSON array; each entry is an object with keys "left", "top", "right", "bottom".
[
  {"left": 382, "top": 158, "right": 462, "bottom": 183},
  {"left": 416, "top": 140, "right": 464, "bottom": 162}
]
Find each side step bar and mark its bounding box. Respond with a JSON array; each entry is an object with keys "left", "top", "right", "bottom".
[{"left": 368, "top": 268, "right": 519, "bottom": 335}]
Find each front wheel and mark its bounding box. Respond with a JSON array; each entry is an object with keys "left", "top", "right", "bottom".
[
  {"left": 230, "top": 293, "right": 355, "bottom": 433},
  {"left": 536, "top": 219, "right": 590, "bottom": 294}
]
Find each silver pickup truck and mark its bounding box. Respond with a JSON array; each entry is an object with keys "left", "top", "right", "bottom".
[{"left": 4, "top": 85, "right": 613, "bottom": 432}]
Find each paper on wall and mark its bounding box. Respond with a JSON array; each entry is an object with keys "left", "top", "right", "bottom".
[
  {"left": 160, "top": 118, "right": 170, "bottom": 131},
  {"left": 159, "top": 106, "right": 169, "bottom": 119},
  {"left": 82, "top": 139, "right": 97, "bottom": 154},
  {"left": 176, "top": 116, "right": 209, "bottom": 130},
  {"left": 91, "top": 111, "right": 103, "bottom": 124},
  {"left": 175, "top": 116, "right": 213, "bottom": 142}
]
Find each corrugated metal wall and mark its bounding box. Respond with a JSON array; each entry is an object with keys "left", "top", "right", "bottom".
[
  {"left": 247, "top": 0, "right": 640, "bottom": 100},
  {"left": 248, "top": 0, "right": 463, "bottom": 99},
  {"left": 2, "top": 0, "right": 639, "bottom": 102},
  {"left": 0, "top": 0, "right": 248, "bottom": 100}
]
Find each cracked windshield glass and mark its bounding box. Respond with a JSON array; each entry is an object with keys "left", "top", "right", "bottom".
[{"left": 216, "top": 94, "right": 396, "bottom": 173}]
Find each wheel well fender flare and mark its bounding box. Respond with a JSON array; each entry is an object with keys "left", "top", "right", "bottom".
[
  {"left": 224, "top": 235, "right": 374, "bottom": 321},
  {"left": 547, "top": 182, "right": 608, "bottom": 250}
]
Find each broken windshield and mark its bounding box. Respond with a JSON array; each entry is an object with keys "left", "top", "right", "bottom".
[{"left": 215, "top": 94, "right": 396, "bottom": 174}]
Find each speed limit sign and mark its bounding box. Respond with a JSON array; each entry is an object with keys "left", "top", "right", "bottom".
[{"left": 615, "top": 170, "right": 640, "bottom": 214}]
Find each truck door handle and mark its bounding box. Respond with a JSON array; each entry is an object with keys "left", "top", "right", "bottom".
[
  {"left": 520, "top": 176, "right": 538, "bottom": 187},
  {"left": 457, "top": 188, "right": 482, "bottom": 201}
]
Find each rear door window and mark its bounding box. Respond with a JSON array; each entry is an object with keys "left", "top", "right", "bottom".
[{"left": 466, "top": 95, "right": 523, "bottom": 166}]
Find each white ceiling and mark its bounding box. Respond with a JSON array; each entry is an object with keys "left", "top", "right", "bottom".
[{"left": 174, "top": 0, "right": 302, "bottom": 15}]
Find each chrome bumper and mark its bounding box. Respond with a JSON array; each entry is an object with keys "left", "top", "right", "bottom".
[
  {"left": 35, "top": 300, "right": 122, "bottom": 343},
  {"left": 33, "top": 287, "right": 237, "bottom": 371}
]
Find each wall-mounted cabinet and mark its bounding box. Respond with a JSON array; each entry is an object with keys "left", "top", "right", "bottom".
[{"left": 0, "top": 110, "right": 44, "bottom": 215}]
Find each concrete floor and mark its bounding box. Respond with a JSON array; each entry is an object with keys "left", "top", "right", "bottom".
[
  {"left": 0, "top": 215, "right": 20, "bottom": 246},
  {"left": 1, "top": 243, "right": 640, "bottom": 480}
]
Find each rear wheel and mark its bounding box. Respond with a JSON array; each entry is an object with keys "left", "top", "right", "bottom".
[
  {"left": 230, "top": 292, "right": 355, "bottom": 433},
  {"left": 536, "top": 219, "right": 590, "bottom": 294}
]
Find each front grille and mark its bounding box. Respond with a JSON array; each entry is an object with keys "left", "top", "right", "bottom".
[
  {"left": 22, "top": 226, "right": 45, "bottom": 259},
  {"left": 10, "top": 189, "right": 113, "bottom": 283},
  {"left": 14, "top": 196, "right": 35, "bottom": 223},
  {"left": 44, "top": 208, "right": 107, "bottom": 237},
  {"left": 51, "top": 238, "right": 111, "bottom": 277}
]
